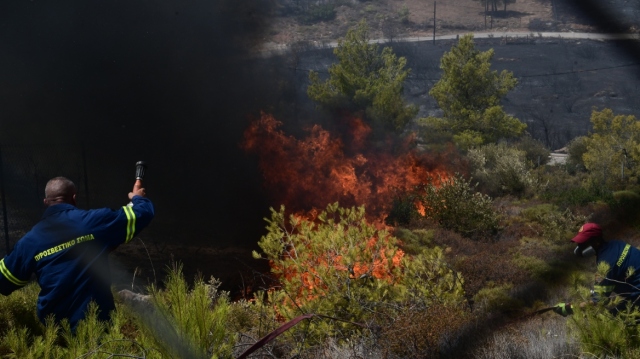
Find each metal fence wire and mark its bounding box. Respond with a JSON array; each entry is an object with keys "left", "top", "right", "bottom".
[{"left": 0, "top": 144, "right": 89, "bottom": 255}]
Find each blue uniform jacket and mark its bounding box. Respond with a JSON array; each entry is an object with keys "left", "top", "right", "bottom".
[
  {"left": 593, "top": 240, "right": 640, "bottom": 308},
  {"left": 0, "top": 195, "right": 154, "bottom": 328}
]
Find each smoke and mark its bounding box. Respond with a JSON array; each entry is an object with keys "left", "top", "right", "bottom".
[{"left": 0, "top": 0, "right": 277, "bottom": 246}]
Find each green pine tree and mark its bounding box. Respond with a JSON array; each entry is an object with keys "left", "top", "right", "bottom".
[
  {"left": 422, "top": 34, "right": 525, "bottom": 149},
  {"left": 308, "top": 20, "right": 418, "bottom": 131}
]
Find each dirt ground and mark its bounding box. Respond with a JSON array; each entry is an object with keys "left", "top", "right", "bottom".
[{"left": 264, "top": 0, "right": 585, "bottom": 46}]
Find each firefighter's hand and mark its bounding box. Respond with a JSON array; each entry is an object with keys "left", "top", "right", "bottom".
[
  {"left": 553, "top": 302, "right": 573, "bottom": 317},
  {"left": 128, "top": 180, "right": 146, "bottom": 199}
]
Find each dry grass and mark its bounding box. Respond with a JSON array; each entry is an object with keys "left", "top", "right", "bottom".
[{"left": 473, "top": 316, "right": 580, "bottom": 359}]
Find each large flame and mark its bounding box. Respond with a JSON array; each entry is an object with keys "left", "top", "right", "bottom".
[
  {"left": 241, "top": 112, "right": 448, "bottom": 223},
  {"left": 242, "top": 112, "right": 450, "bottom": 308}
]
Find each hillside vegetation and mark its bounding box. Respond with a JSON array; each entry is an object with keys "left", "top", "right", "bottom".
[
  {"left": 260, "top": 0, "right": 620, "bottom": 47},
  {"left": 3, "top": 20, "right": 640, "bottom": 358}
]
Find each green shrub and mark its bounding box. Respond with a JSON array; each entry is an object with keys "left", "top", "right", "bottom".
[
  {"left": 467, "top": 143, "right": 538, "bottom": 197},
  {"left": 415, "top": 174, "right": 500, "bottom": 240},
  {"left": 566, "top": 136, "right": 588, "bottom": 174},
  {"left": 566, "top": 261, "right": 640, "bottom": 358},
  {"left": 611, "top": 189, "right": 640, "bottom": 224},
  {"left": 519, "top": 203, "right": 586, "bottom": 243},
  {"left": 568, "top": 280, "right": 640, "bottom": 358},
  {"left": 0, "top": 282, "right": 41, "bottom": 338},
  {"left": 300, "top": 3, "right": 336, "bottom": 24},
  {"left": 0, "top": 267, "right": 237, "bottom": 359},
  {"left": 536, "top": 166, "right": 615, "bottom": 208},
  {"left": 513, "top": 136, "right": 550, "bottom": 167},
  {"left": 393, "top": 228, "right": 434, "bottom": 255},
  {"left": 397, "top": 6, "right": 410, "bottom": 24},
  {"left": 450, "top": 241, "right": 529, "bottom": 302},
  {"left": 568, "top": 298, "right": 640, "bottom": 358},
  {"left": 141, "top": 266, "right": 236, "bottom": 358},
  {"left": 253, "top": 203, "right": 466, "bottom": 344},
  {"left": 472, "top": 284, "right": 523, "bottom": 314}
]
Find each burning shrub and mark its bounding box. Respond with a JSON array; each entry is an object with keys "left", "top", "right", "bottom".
[
  {"left": 253, "top": 203, "right": 466, "bottom": 344},
  {"left": 415, "top": 173, "right": 500, "bottom": 240},
  {"left": 241, "top": 112, "right": 449, "bottom": 223}
]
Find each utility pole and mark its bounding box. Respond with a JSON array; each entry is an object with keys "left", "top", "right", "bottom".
[
  {"left": 433, "top": 2, "right": 436, "bottom": 45},
  {"left": 0, "top": 146, "right": 9, "bottom": 254},
  {"left": 485, "top": 1, "right": 488, "bottom": 29}
]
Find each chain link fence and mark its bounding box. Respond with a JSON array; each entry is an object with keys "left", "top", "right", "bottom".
[{"left": 0, "top": 144, "right": 89, "bottom": 255}]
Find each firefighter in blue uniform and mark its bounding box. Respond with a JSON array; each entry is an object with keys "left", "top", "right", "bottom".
[
  {"left": 554, "top": 222, "right": 640, "bottom": 316},
  {"left": 0, "top": 176, "right": 154, "bottom": 330}
]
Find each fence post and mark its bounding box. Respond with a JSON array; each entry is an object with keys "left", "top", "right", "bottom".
[
  {"left": 82, "top": 143, "right": 90, "bottom": 208},
  {"left": 0, "top": 145, "right": 9, "bottom": 253}
]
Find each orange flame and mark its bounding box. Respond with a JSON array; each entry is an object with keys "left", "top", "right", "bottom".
[
  {"left": 242, "top": 112, "right": 450, "bottom": 309},
  {"left": 241, "top": 112, "right": 448, "bottom": 223}
]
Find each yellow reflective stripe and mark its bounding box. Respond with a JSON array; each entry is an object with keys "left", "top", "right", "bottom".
[
  {"left": 122, "top": 206, "right": 136, "bottom": 243},
  {"left": 594, "top": 284, "right": 614, "bottom": 294},
  {"left": 617, "top": 244, "right": 631, "bottom": 267},
  {"left": 0, "top": 259, "right": 27, "bottom": 287}
]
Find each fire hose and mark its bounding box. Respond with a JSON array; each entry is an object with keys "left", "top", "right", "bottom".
[
  {"left": 236, "top": 314, "right": 366, "bottom": 359},
  {"left": 522, "top": 305, "right": 562, "bottom": 318}
]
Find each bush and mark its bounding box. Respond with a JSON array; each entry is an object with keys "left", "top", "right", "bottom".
[
  {"left": 0, "top": 266, "right": 237, "bottom": 359},
  {"left": 519, "top": 203, "right": 586, "bottom": 243},
  {"left": 513, "top": 136, "right": 550, "bottom": 168},
  {"left": 566, "top": 136, "right": 588, "bottom": 174},
  {"left": 142, "top": 265, "right": 236, "bottom": 358},
  {"left": 415, "top": 173, "right": 500, "bottom": 240},
  {"left": 474, "top": 316, "right": 579, "bottom": 358},
  {"left": 0, "top": 282, "right": 42, "bottom": 339},
  {"left": 397, "top": 6, "right": 410, "bottom": 24},
  {"left": 568, "top": 281, "right": 640, "bottom": 358},
  {"left": 378, "top": 303, "right": 468, "bottom": 359},
  {"left": 253, "top": 203, "right": 466, "bottom": 344},
  {"left": 472, "top": 284, "right": 523, "bottom": 314},
  {"left": 467, "top": 143, "right": 539, "bottom": 197},
  {"left": 611, "top": 189, "right": 640, "bottom": 224},
  {"left": 300, "top": 3, "right": 336, "bottom": 24},
  {"left": 393, "top": 228, "right": 434, "bottom": 255},
  {"left": 537, "top": 166, "right": 615, "bottom": 208}
]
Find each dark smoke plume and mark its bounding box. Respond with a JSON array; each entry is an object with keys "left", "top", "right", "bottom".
[{"left": 0, "top": 0, "right": 278, "bottom": 247}]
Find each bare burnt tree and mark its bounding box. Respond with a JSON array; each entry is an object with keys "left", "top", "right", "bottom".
[
  {"left": 556, "top": 72, "right": 583, "bottom": 114},
  {"left": 382, "top": 16, "right": 401, "bottom": 43},
  {"left": 525, "top": 104, "right": 558, "bottom": 148},
  {"left": 476, "top": 0, "right": 517, "bottom": 14}
]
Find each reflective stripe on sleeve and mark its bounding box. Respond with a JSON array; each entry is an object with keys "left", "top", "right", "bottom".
[
  {"left": 594, "top": 284, "right": 615, "bottom": 294},
  {"left": 122, "top": 206, "right": 137, "bottom": 243},
  {"left": 0, "top": 259, "right": 27, "bottom": 287},
  {"left": 617, "top": 244, "right": 631, "bottom": 267}
]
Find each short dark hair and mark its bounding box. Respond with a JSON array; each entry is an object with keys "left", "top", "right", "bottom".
[{"left": 45, "top": 177, "right": 76, "bottom": 203}]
